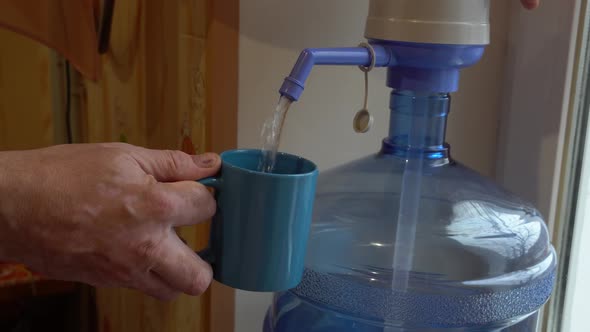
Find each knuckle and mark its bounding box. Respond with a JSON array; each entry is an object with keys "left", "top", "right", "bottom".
[
  {"left": 113, "top": 142, "right": 133, "bottom": 149},
  {"left": 99, "top": 142, "right": 132, "bottom": 151},
  {"left": 204, "top": 196, "right": 217, "bottom": 218},
  {"left": 135, "top": 238, "right": 162, "bottom": 267},
  {"left": 144, "top": 174, "right": 158, "bottom": 185},
  {"left": 116, "top": 260, "right": 138, "bottom": 284},
  {"left": 205, "top": 198, "right": 217, "bottom": 218},
  {"left": 194, "top": 186, "right": 216, "bottom": 218},
  {"left": 147, "top": 189, "right": 177, "bottom": 218},
  {"left": 112, "top": 268, "right": 134, "bottom": 286},
  {"left": 187, "top": 267, "right": 212, "bottom": 296},
  {"left": 165, "top": 150, "right": 192, "bottom": 172},
  {"left": 98, "top": 255, "right": 135, "bottom": 286}
]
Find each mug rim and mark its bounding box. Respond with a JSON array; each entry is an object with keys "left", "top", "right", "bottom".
[{"left": 220, "top": 149, "right": 318, "bottom": 178}]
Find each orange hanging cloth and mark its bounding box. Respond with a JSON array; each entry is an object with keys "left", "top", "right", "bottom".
[{"left": 0, "top": 0, "right": 112, "bottom": 81}]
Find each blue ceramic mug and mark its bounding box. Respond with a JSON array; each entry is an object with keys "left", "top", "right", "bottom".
[{"left": 198, "top": 149, "right": 318, "bottom": 292}]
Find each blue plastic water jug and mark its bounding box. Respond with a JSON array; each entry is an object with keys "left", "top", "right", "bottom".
[{"left": 263, "top": 90, "right": 556, "bottom": 331}]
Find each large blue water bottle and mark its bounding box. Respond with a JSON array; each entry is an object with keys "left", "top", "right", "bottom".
[
  {"left": 264, "top": 90, "right": 556, "bottom": 331},
  {"left": 264, "top": 1, "right": 557, "bottom": 330}
]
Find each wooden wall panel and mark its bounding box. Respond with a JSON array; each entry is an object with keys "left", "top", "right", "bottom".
[
  {"left": 80, "top": 0, "right": 146, "bottom": 146},
  {"left": 83, "top": 1, "right": 238, "bottom": 332},
  {"left": 0, "top": 28, "right": 56, "bottom": 150},
  {"left": 206, "top": 0, "right": 239, "bottom": 331},
  {"left": 0, "top": 0, "right": 238, "bottom": 330}
]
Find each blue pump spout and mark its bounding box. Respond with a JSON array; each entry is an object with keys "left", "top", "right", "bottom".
[
  {"left": 279, "top": 41, "right": 486, "bottom": 101},
  {"left": 279, "top": 46, "right": 396, "bottom": 101}
]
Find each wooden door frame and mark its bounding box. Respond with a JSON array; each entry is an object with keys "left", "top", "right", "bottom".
[{"left": 207, "top": 0, "right": 239, "bottom": 331}]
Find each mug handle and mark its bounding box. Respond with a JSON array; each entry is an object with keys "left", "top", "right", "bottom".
[
  {"left": 195, "top": 177, "right": 222, "bottom": 264},
  {"left": 198, "top": 177, "right": 222, "bottom": 190}
]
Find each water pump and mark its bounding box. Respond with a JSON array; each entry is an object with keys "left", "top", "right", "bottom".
[{"left": 279, "top": 0, "right": 490, "bottom": 102}]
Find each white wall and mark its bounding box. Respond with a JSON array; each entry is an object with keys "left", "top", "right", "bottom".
[
  {"left": 237, "top": 1, "right": 509, "bottom": 331},
  {"left": 496, "top": 2, "right": 585, "bottom": 331},
  {"left": 497, "top": 0, "right": 578, "bottom": 219},
  {"left": 563, "top": 112, "right": 590, "bottom": 331}
]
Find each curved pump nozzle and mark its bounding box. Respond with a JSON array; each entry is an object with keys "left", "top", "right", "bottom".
[{"left": 279, "top": 45, "right": 396, "bottom": 102}]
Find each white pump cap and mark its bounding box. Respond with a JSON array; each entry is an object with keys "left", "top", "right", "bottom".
[{"left": 364, "top": 0, "right": 490, "bottom": 45}]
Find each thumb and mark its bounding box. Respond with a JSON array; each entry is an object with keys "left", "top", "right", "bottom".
[{"left": 134, "top": 149, "right": 221, "bottom": 182}]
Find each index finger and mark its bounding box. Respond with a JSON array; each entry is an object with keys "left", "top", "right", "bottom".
[{"left": 147, "top": 181, "right": 217, "bottom": 227}]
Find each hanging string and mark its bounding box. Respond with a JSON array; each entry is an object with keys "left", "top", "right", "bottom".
[{"left": 353, "top": 42, "right": 376, "bottom": 133}]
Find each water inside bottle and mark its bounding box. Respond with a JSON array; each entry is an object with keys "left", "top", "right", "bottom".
[
  {"left": 265, "top": 267, "right": 551, "bottom": 331},
  {"left": 258, "top": 96, "right": 292, "bottom": 173}
]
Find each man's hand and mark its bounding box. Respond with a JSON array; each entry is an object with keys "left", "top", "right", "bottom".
[
  {"left": 0, "top": 143, "right": 220, "bottom": 300},
  {"left": 521, "top": 0, "right": 540, "bottom": 10}
]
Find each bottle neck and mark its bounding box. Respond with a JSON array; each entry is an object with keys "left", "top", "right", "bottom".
[{"left": 381, "top": 90, "right": 451, "bottom": 162}]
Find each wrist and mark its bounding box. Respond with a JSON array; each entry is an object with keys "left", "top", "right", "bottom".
[
  {"left": 0, "top": 152, "right": 9, "bottom": 260},
  {"left": 0, "top": 151, "right": 28, "bottom": 262}
]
